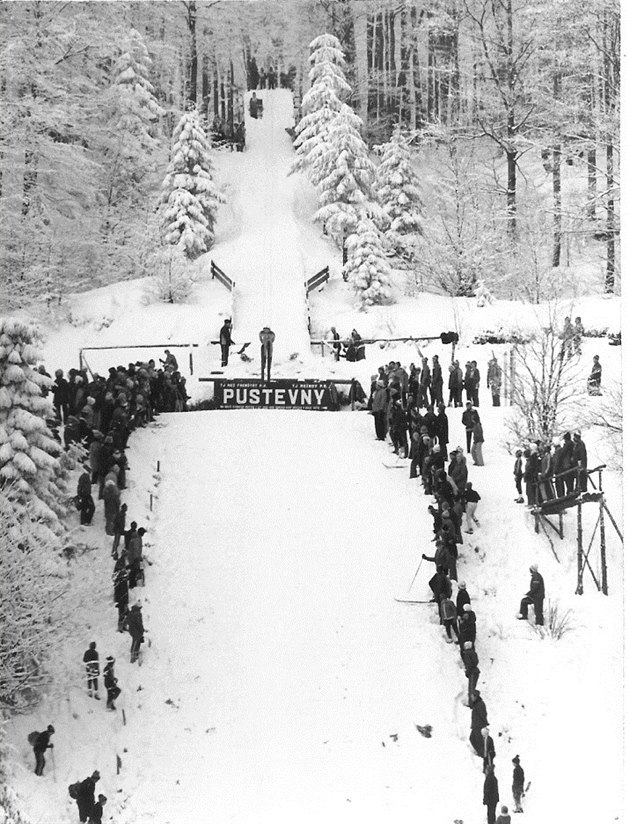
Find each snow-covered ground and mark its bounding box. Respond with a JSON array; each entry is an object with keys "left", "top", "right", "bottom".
[{"left": 4, "top": 88, "right": 625, "bottom": 824}]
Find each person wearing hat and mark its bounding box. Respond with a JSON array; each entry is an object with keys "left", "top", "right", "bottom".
[
  {"left": 77, "top": 465, "right": 95, "bottom": 526},
  {"left": 75, "top": 771, "right": 101, "bottom": 823},
  {"left": 259, "top": 326, "right": 275, "bottom": 382},
  {"left": 459, "top": 602, "right": 477, "bottom": 645},
  {"left": 512, "top": 755, "right": 525, "bottom": 812},
  {"left": 32, "top": 724, "right": 55, "bottom": 776},
  {"left": 461, "top": 641, "right": 479, "bottom": 703},
  {"left": 456, "top": 581, "right": 471, "bottom": 617},
  {"left": 587, "top": 354, "right": 602, "bottom": 395},
  {"left": 103, "top": 656, "right": 120, "bottom": 711},
  {"left": 435, "top": 402, "right": 449, "bottom": 458},
  {"left": 496, "top": 804, "right": 512, "bottom": 823},
  {"left": 483, "top": 763, "right": 500, "bottom": 824},
  {"left": 87, "top": 793, "right": 107, "bottom": 824},
  {"left": 469, "top": 690, "right": 488, "bottom": 756},
  {"left": 518, "top": 564, "right": 545, "bottom": 625},
  {"left": 482, "top": 726, "right": 496, "bottom": 770},
  {"left": 430, "top": 355, "right": 443, "bottom": 406},
  {"left": 112, "top": 503, "right": 127, "bottom": 559},
  {"left": 160, "top": 349, "right": 178, "bottom": 372}
]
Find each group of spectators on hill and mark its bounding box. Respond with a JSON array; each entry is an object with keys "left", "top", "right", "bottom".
[{"left": 512, "top": 431, "right": 589, "bottom": 507}]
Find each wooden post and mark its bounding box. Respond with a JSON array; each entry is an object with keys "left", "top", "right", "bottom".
[
  {"left": 321, "top": 342, "right": 324, "bottom": 358},
  {"left": 157, "top": 460, "right": 160, "bottom": 472},
  {"left": 150, "top": 493, "right": 153, "bottom": 512},
  {"left": 576, "top": 499, "right": 583, "bottom": 594},
  {"left": 509, "top": 346, "right": 516, "bottom": 405},
  {"left": 558, "top": 510, "right": 563, "bottom": 540},
  {"left": 189, "top": 347, "right": 194, "bottom": 376},
  {"left": 502, "top": 351, "right": 508, "bottom": 403},
  {"left": 600, "top": 497, "right": 608, "bottom": 595},
  {"left": 79, "top": 350, "right": 84, "bottom": 372},
  {"left": 451, "top": 340, "right": 456, "bottom": 363}
]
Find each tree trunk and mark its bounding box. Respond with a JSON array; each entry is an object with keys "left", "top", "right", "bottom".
[
  {"left": 552, "top": 143, "right": 561, "bottom": 267},
  {"left": 605, "top": 138, "right": 615, "bottom": 293},
  {"left": 185, "top": 1, "right": 197, "bottom": 106},
  {"left": 586, "top": 148, "right": 597, "bottom": 220}
]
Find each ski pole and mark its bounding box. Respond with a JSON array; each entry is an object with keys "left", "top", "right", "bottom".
[
  {"left": 51, "top": 747, "right": 57, "bottom": 782},
  {"left": 407, "top": 556, "right": 424, "bottom": 594}
]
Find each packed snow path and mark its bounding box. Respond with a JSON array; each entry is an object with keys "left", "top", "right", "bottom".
[
  {"left": 126, "top": 411, "right": 480, "bottom": 823},
  {"left": 213, "top": 91, "right": 313, "bottom": 360}
]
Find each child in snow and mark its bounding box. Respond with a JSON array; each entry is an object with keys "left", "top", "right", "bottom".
[{"left": 497, "top": 804, "right": 511, "bottom": 823}]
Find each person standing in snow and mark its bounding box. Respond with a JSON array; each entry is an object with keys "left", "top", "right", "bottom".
[
  {"left": 518, "top": 564, "right": 545, "bottom": 625},
  {"left": 371, "top": 380, "right": 388, "bottom": 441},
  {"left": 430, "top": 355, "right": 443, "bottom": 406},
  {"left": 462, "top": 402, "right": 480, "bottom": 453},
  {"left": 496, "top": 804, "right": 512, "bottom": 824},
  {"left": 456, "top": 581, "right": 471, "bottom": 617},
  {"left": 461, "top": 641, "right": 479, "bottom": 703},
  {"left": 103, "top": 656, "right": 120, "bottom": 711},
  {"left": 435, "top": 402, "right": 449, "bottom": 458},
  {"left": 573, "top": 431, "right": 588, "bottom": 492},
  {"left": 459, "top": 603, "right": 477, "bottom": 646},
  {"left": 512, "top": 755, "right": 525, "bottom": 812},
  {"left": 330, "top": 327, "right": 341, "bottom": 361},
  {"left": 112, "top": 503, "right": 127, "bottom": 559},
  {"left": 448, "top": 360, "right": 464, "bottom": 407},
  {"left": 440, "top": 596, "right": 459, "bottom": 642},
  {"left": 418, "top": 358, "right": 431, "bottom": 408},
  {"left": 77, "top": 465, "right": 95, "bottom": 526},
  {"left": 88, "top": 794, "right": 107, "bottom": 824},
  {"left": 482, "top": 727, "right": 496, "bottom": 770},
  {"left": 463, "top": 482, "right": 481, "bottom": 533},
  {"left": 561, "top": 316, "right": 574, "bottom": 358},
  {"left": 483, "top": 764, "right": 500, "bottom": 824},
  {"left": 513, "top": 449, "right": 524, "bottom": 503},
  {"left": 124, "top": 601, "right": 145, "bottom": 664},
  {"left": 102, "top": 478, "right": 120, "bottom": 536},
  {"left": 53, "top": 369, "right": 69, "bottom": 422},
  {"left": 471, "top": 417, "right": 485, "bottom": 466},
  {"left": 74, "top": 771, "right": 101, "bottom": 823},
  {"left": 127, "top": 526, "right": 146, "bottom": 588},
  {"left": 259, "top": 326, "right": 275, "bottom": 382},
  {"left": 587, "top": 355, "right": 602, "bottom": 395},
  {"left": 464, "top": 361, "right": 481, "bottom": 407},
  {"left": 219, "top": 319, "right": 234, "bottom": 367},
  {"left": 573, "top": 316, "right": 584, "bottom": 355},
  {"left": 469, "top": 690, "right": 489, "bottom": 756},
  {"left": 31, "top": 724, "right": 54, "bottom": 776},
  {"left": 487, "top": 357, "right": 502, "bottom": 406},
  {"left": 83, "top": 641, "right": 100, "bottom": 700},
  {"left": 113, "top": 556, "right": 129, "bottom": 632}
]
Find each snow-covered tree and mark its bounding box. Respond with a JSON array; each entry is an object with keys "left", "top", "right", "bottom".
[
  {"left": 160, "top": 106, "right": 223, "bottom": 260},
  {"left": 313, "top": 109, "right": 378, "bottom": 251},
  {"left": 144, "top": 244, "right": 197, "bottom": 304},
  {"left": 102, "top": 28, "right": 164, "bottom": 215},
  {"left": 343, "top": 217, "right": 392, "bottom": 308},
  {"left": 292, "top": 33, "right": 352, "bottom": 182},
  {"left": 0, "top": 319, "right": 70, "bottom": 534},
  {"left": 375, "top": 129, "right": 423, "bottom": 263}
]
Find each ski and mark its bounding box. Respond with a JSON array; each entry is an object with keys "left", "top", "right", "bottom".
[
  {"left": 395, "top": 598, "right": 434, "bottom": 604},
  {"left": 382, "top": 463, "right": 406, "bottom": 469}
]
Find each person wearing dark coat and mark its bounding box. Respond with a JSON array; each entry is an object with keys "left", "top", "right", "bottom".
[
  {"left": 428, "top": 566, "right": 452, "bottom": 608},
  {"left": 409, "top": 431, "right": 423, "bottom": 478},
  {"left": 219, "top": 319, "right": 234, "bottom": 367},
  {"left": 448, "top": 451, "right": 468, "bottom": 495},
  {"left": 461, "top": 641, "right": 479, "bottom": 702},
  {"left": 52, "top": 370, "right": 69, "bottom": 422},
  {"left": 556, "top": 432, "right": 575, "bottom": 496},
  {"left": 371, "top": 380, "right": 388, "bottom": 440},
  {"left": 88, "top": 794, "right": 107, "bottom": 824},
  {"left": 512, "top": 755, "right": 525, "bottom": 812},
  {"left": 523, "top": 448, "right": 539, "bottom": 507},
  {"left": 448, "top": 360, "right": 464, "bottom": 407},
  {"left": 77, "top": 467, "right": 95, "bottom": 525},
  {"left": 390, "top": 400, "right": 409, "bottom": 457},
  {"left": 104, "top": 656, "right": 120, "bottom": 711},
  {"left": 456, "top": 581, "right": 471, "bottom": 617},
  {"left": 418, "top": 358, "right": 431, "bottom": 408},
  {"left": 587, "top": 354, "right": 602, "bottom": 394},
  {"left": 434, "top": 403, "right": 449, "bottom": 458},
  {"left": 112, "top": 503, "right": 127, "bottom": 558},
  {"left": 124, "top": 602, "right": 145, "bottom": 663},
  {"left": 430, "top": 356, "right": 443, "bottom": 406},
  {"left": 481, "top": 727, "right": 496, "bottom": 770},
  {"left": 519, "top": 563, "right": 545, "bottom": 625},
  {"left": 440, "top": 596, "right": 459, "bottom": 641},
  {"left": 113, "top": 558, "right": 129, "bottom": 632},
  {"left": 102, "top": 479, "right": 120, "bottom": 536},
  {"left": 422, "top": 406, "right": 438, "bottom": 438},
  {"left": 83, "top": 641, "right": 100, "bottom": 699},
  {"left": 459, "top": 604, "right": 477, "bottom": 645},
  {"left": 465, "top": 361, "right": 481, "bottom": 407},
  {"left": 469, "top": 690, "right": 488, "bottom": 756},
  {"left": 127, "top": 527, "right": 145, "bottom": 588},
  {"left": 462, "top": 402, "right": 480, "bottom": 453},
  {"left": 483, "top": 764, "right": 500, "bottom": 824},
  {"left": 32, "top": 724, "right": 54, "bottom": 775},
  {"left": 513, "top": 449, "right": 524, "bottom": 503},
  {"left": 573, "top": 431, "right": 588, "bottom": 491},
  {"left": 75, "top": 771, "right": 101, "bottom": 823}
]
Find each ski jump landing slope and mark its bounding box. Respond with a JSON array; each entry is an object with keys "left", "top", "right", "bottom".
[
  {"left": 211, "top": 90, "right": 314, "bottom": 360},
  {"left": 125, "top": 411, "right": 480, "bottom": 824}
]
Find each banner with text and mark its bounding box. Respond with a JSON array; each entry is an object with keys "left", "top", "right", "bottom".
[{"left": 215, "top": 379, "right": 338, "bottom": 410}]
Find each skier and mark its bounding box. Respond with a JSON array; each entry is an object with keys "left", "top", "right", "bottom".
[
  {"left": 512, "top": 755, "right": 525, "bottom": 812},
  {"left": 259, "top": 326, "right": 275, "bottom": 382},
  {"left": 103, "top": 656, "right": 120, "bottom": 711},
  {"left": 73, "top": 771, "right": 101, "bottom": 823},
  {"left": 219, "top": 319, "right": 234, "bottom": 367},
  {"left": 30, "top": 724, "right": 54, "bottom": 776},
  {"left": 518, "top": 564, "right": 545, "bottom": 625},
  {"left": 483, "top": 764, "right": 500, "bottom": 824},
  {"left": 461, "top": 641, "right": 479, "bottom": 702},
  {"left": 124, "top": 601, "right": 145, "bottom": 663},
  {"left": 513, "top": 449, "right": 524, "bottom": 503},
  {"left": 462, "top": 402, "right": 480, "bottom": 453},
  {"left": 487, "top": 357, "right": 502, "bottom": 406},
  {"left": 587, "top": 355, "right": 602, "bottom": 395},
  {"left": 83, "top": 641, "right": 100, "bottom": 699}
]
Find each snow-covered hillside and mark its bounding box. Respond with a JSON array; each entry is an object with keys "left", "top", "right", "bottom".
[{"left": 4, "top": 88, "right": 624, "bottom": 824}]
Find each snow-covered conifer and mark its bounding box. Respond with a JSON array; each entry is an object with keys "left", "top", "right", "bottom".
[
  {"left": 313, "top": 109, "right": 378, "bottom": 246},
  {"left": 160, "top": 106, "right": 223, "bottom": 260},
  {"left": 292, "top": 33, "right": 352, "bottom": 181},
  {"left": 0, "top": 319, "right": 70, "bottom": 533},
  {"left": 343, "top": 217, "right": 392, "bottom": 308},
  {"left": 144, "top": 244, "right": 197, "bottom": 304},
  {"left": 375, "top": 128, "right": 423, "bottom": 263}
]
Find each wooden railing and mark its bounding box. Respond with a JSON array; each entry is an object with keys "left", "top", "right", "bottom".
[
  {"left": 211, "top": 260, "right": 236, "bottom": 292},
  {"left": 305, "top": 266, "right": 330, "bottom": 294}
]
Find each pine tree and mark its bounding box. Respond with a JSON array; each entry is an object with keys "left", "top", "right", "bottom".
[
  {"left": 0, "top": 319, "right": 70, "bottom": 534},
  {"left": 343, "top": 217, "right": 392, "bottom": 308},
  {"left": 313, "top": 108, "right": 378, "bottom": 247},
  {"left": 159, "top": 106, "right": 223, "bottom": 260},
  {"left": 292, "top": 33, "right": 352, "bottom": 182},
  {"left": 375, "top": 129, "right": 423, "bottom": 263}
]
